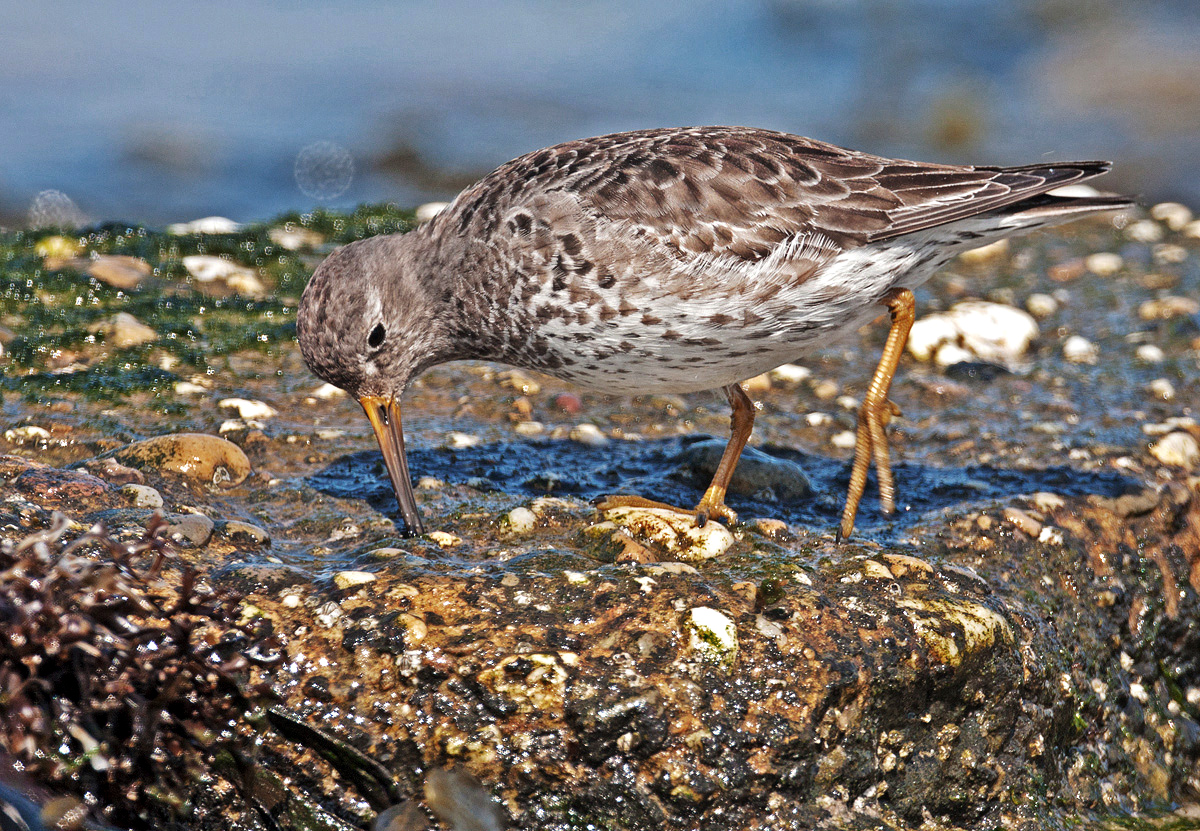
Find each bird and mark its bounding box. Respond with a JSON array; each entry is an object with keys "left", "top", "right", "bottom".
[{"left": 296, "top": 126, "right": 1130, "bottom": 540}]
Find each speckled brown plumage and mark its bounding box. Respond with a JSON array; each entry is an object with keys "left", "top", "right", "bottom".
[{"left": 296, "top": 126, "right": 1130, "bottom": 537}]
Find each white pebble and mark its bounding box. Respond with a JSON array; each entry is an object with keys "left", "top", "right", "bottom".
[
  {"left": 219, "top": 397, "right": 278, "bottom": 419},
  {"left": 1135, "top": 344, "right": 1165, "bottom": 364},
  {"left": 1037, "top": 526, "right": 1064, "bottom": 546},
  {"left": 514, "top": 421, "right": 544, "bottom": 436},
  {"left": 121, "top": 484, "right": 163, "bottom": 509},
  {"left": 1062, "top": 335, "right": 1099, "bottom": 364},
  {"left": 333, "top": 570, "right": 376, "bottom": 589},
  {"left": 934, "top": 342, "right": 975, "bottom": 367},
  {"left": 769, "top": 363, "right": 812, "bottom": 384},
  {"left": 1183, "top": 219, "right": 1200, "bottom": 239},
  {"left": 427, "top": 531, "right": 462, "bottom": 548},
  {"left": 174, "top": 381, "right": 208, "bottom": 395},
  {"left": 908, "top": 301, "right": 1038, "bottom": 367},
  {"left": 1025, "top": 293, "right": 1059, "bottom": 318},
  {"left": 1148, "top": 378, "right": 1175, "bottom": 401},
  {"left": 601, "top": 506, "right": 734, "bottom": 561},
  {"left": 1125, "top": 219, "right": 1163, "bottom": 243},
  {"left": 168, "top": 216, "right": 242, "bottom": 235},
  {"left": 506, "top": 506, "right": 538, "bottom": 533},
  {"left": 569, "top": 423, "right": 609, "bottom": 447},
  {"left": 311, "top": 382, "right": 346, "bottom": 399},
  {"left": 1150, "top": 202, "right": 1193, "bottom": 230},
  {"left": 1153, "top": 244, "right": 1187, "bottom": 265},
  {"left": 836, "top": 395, "right": 860, "bottom": 412},
  {"left": 683, "top": 606, "right": 738, "bottom": 667},
  {"left": 831, "top": 430, "right": 858, "bottom": 449},
  {"left": 445, "top": 431, "right": 480, "bottom": 449},
  {"left": 182, "top": 255, "right": 266, "bottom": 297},
  {"left": 805, "top": 412, "right": 833, "bottom": 427},
  {"left": 415, "top": 202, "right": 449, "bottom": 222},
  {"left": 4, "top": 425, "right": 51, "bottom": 442},
  {"left": 958, "top": 238, "right": 1009, "bottom": 263},
  {"left": 1084, "top": 252, "right": 1123, "bottom": 276},
  {"left": 1149, "top": 431, "right": 1200, "bottom": 468}
]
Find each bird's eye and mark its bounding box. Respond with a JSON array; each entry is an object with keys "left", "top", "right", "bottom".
[{"left": 368, "top": 323, "right": 386, "bottom": 349}]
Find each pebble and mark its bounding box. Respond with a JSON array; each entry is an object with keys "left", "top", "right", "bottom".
[
  {"left": 4, "top": 425, "right": 51, "bottom": 443},
  {"left": 1149, "top": 202, "right": 1193, "bottom": 230},
  {"left": 35, "top": 235, "right": 79, "bottom": 259},
  {"left": 1148, "top": 379, "right": 1175, "bottom": 401},
  {"left": 83, "top": 457, "right": 145, "bottom": 485},
  {"left": 683, "top": 606, "right": 738, "bottom": 668},
  {"left": 514, "top": 421, "right": 544, "bottom": 436},
  {"left": 167, "top": 513, "right": 215, "bottom": 547},
  {"left": 311, "top": 382, "right": 347, "bottom": 400},
  {"left": 681, "top": 439, "right": 811, "bottom": 501},
  {"left": 1025, "top": 293, "right": 1059, "bottom": 318},
  {"left": 1184, "top": 219, "right": 1200, "bottom": 239},
  {"left": 958, "top": 238, "right": 1009, "bottom": 263},
  {"left": 415, "top": 202, "right": 449, "bottom": 222},
  {"left": 769, "top": 363, "right": 811, "bottom": 384},
  {"left": 506, "top": 506, "right": 538, "bottom": 533},
  {"left": 428, "top": 530, "right": 462, "bottom": 548},
  {"left": 267, "top": 225, "right": 324, "bottom": 250},
  {"left": 219, "top": 398, "right": 278, "bottom": 419},
  {"left": 498, "top": 369, "right": 541, "bottom": 395},
  {"left": 907, "top": 301, "right": 1038, "bottom": 367},
  {"left": 220, "top": 520, "right": 271, "bottom": 546},
  {"left": 89, "top": 312, "right": 157, "bottom": 349},
  {"left": 741, "top": 373, "right": 772, "bottom": 394},
  {"left": 1084, "top": 252, "right": 1124, "bottom": 276},
  {"left": 1149, "top": 432, "right": 1200, "bottom": 469},
  {"left": 334, "top": 570, "right": 377, "bottom": 589},
  {"left": 555, "top": 392, "right": 583, "bottom": 414},
  {"left": 182, "top": 255, "right": 266, "bottom": 297},
  {"left": 1153, "top": 244, "right": 1187, "bottom": 265},
  {"left": 831, "top": 430, "right": 857, "bottom": 450},
  {"left": 1139, "top": 296, "right": 1200, "bottom": 321},
  {"left": 1032, "top": 492, "right": 1066, "bottom": 511},
  {"left": 120, "top": 483, "right": 163, "bottom": 508},
  {"left": 1003, "top": 507, "right": 1043, "bottom": 538},
  {"left": 168, "top": 216, "right": 242, "bottom": 234},
  {"left": 1062, "top": 335, "right": 1099, "bottom": 364},
  {"left": 83, "top": 255, "right": 152, "bottom": 290},
  {"left": 1125, "top": 219, "right": 1164, "bottom": 243},
  {"left": 600, "top": 506, "right": 734, "bottom": 561},
  {"left": 1135, "top": 344, "right": 1165, "bottom": 364},
  {"left": 445, "top": 432, "right": 480, "bottom": 449},
  {"left": 569, "top": 423, "right": 609, "bottom": 447},
  {"left": 114, "top": 433, "right": 252, "bottom": 487},
  {"left": 211, "top": 562, "right": 308, "bottom": 594},
  {"left": 174, "top": 381, "right": 209, "bottom": 395}
]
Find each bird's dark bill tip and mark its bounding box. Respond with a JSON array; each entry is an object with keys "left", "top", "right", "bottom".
[{"left": 359, "top": 394, "right": 425, "bottom": 535}]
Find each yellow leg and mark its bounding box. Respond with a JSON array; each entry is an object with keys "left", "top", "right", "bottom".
[
  {"left": 596, "top": 383, "right": 755, "bottom": 527},
  {"left": 838, "top": 288, "right": 915, "bottom": 541}
]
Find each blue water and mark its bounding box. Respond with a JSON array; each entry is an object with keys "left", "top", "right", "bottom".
[{"left": 1, "top": 0, "right": 1197, "bottom": 225}]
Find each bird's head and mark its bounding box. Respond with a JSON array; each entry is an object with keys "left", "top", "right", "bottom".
[{"left": 297, "top": 233, "right": 450, "bottom": 535}]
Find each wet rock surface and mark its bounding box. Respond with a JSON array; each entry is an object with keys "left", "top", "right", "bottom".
[{"left": 1, "top": 206, "right": 1199, "bottom": 829}]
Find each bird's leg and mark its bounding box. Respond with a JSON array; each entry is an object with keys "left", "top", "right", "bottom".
[
  {"left": 595, "top": 383, "right": 754, "bottom": 528},
  {"left": 838, "top": 288, "right": 915, "bottom": 541},
  {"left": 693, "top": 383, "right": 754, "bottom": 526}
]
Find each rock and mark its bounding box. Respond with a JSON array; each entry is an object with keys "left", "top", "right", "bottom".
[
  {"left": 83, "top": 457, "right": 145, "bottom": 485},
  {"left": 769, "top": 363, "right": 812, "bottom": 384},
  {"left": 554, "top": 392, "right": 583, "bottom": 414},
  {"left": 310, "top": 382, "right": 346, "bottom": 400},
  {"left": 958, "top": 238, "right": 1009, "bottom": 263},
  {"left": 182, "top": 255, "right": 266, "bottom": 297},
  {"left": 428, "top": 531, "right": 462, "bottom": 548},
  {"left": 1149, "top": 432, "right": 1200, "bottom": 469},
  {"left": 831, "top": 430, "right": 857, "bottom": 449},
  {"left": 569, "top": 423, "right": 609, "bottom": 447},
  {"left": 1025, "top": 293, "right": 1059, "bottom": 318},
  {"left": 600, "top": 506, "right": 734, "bottom": 561},
  {"left": 1125, "top": 219, "right": 1164, "bottom": 243},
  {"left": 168, "top": 216, "right": 242, "bottom": 234},
  {"left": 1136, "top": 344, "right": 1165, "bottom": 364},
  {"left": 219, "top": 520, "right": 271, "bottom": 546},
  {"left": 268, "top": 225, "right": 324, "bottom": 250},
  {"left": 506, "top": 506, "right": 538, "bottom": 533},
  {"left": 334, "top": 570, "right": 377, "bottom": 589},
  {"left": 167, "top": 513, "right": 215, "bottom": 547},
  {"left": 4, "top": 425, "right": 51, "bottom": 443},
  {"left": 683, "top": 606, "right": 738, "bottom": 668},
  {"left": 1148, "top": 378, "right": 1175, "bottom": 401},
  {"left": 1139, "top": 296, "right": 1200, "bottom": 321},
  {"left": 120, "top": 484, "right": 163, "bottom": 508},
  {"left": 1062, "top": 335, "right": 1099, "bottom": 364},
  {"left": 13, "top": 465, "right": 119, "bottom": 511},
  {"left": 907, "top": 301, "right": 1038, "bottom": 367},
  {"left": 681, "top": 439, "right": 811, "bottom": 502},
  {"left": 1149, "top": 201, "right": 1193, "bottom": 230},
  {"left": 211, "top": 562, "right": 308, "bottom": 593},
  {"left": 58, "top": 254, "right": 152, "bottom": 290},
  {"left": 218, "top": 398, "right": 278, "bottom": 419},
  {"left": 88, "top": 312, "right": 157, "bottom": 349},
  {"left": 1084, "top": 252, "right": 1124, "bottom": 276},
  {"left": 113, "top": 433, "right": 251, "bottom": 487}
]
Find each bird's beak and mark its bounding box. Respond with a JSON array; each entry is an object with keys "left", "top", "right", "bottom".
[{"left": 359, "top": 394, "right": 424, "bottom": 535}]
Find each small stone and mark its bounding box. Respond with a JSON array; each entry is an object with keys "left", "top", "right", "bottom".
[
  {"left": 506, "top": 506, "right": 538, "bottom": 533},
  {"left": 114, "top": 433, "right": 252, "bottom": 487},
  {"left": 1084, "top": 252, "right": 1123, "bottom": 276},
  {"left": 311, "top": 382, "right": 346, "bottom": 399},
  {"left": 168, "top": 216, "right": 242, "bottom": 234},
  {"left": 812, "top": 379, "right": 840, "bottom": 400},
  {"left": 174, "top": 381, "right": 208, "bottom": 395},
  {"left": 268, "top": 225, "right": 324, "bottom": 250},
  {"left": 1003, "top": 507, "right": 1043, "bottom": 537},
  {"left": 428, "top": 530, "right": 462, "bottom": 548},
  {"left": 805, "top": 412, "right": 832, "bottom": 427},
  {"left": 1139, "top": 296, "right": 1200, "bottom": 321},
  {"left": 569, "top": 423, "right": 609, "bottom": 447},
  {"left": 498, "top": 369, "right": 541, "bottom": 395},
  {"left": 514, "top": 421, "right": 544, "bottom": 436},
  {"left": 220, "top": 520, "right": 271, "bottom": 546},
  {"left": 445, "top": 431, "right": 480, "bottom": 449},
  {"left": 836, "top": 395, "right": 860, "bottom": 412},
  {"left": 182, "top": 255, "right": 266, "bottom": 297},
  {"left": 1032, "top": 492, "right": 1066, "bottom": 511},
  {"left": 1150, "top": 202, "right": 1193, "bottom": 230},
  {"left": 555, "top": 392, "right": 583, "bottom": 414},
  {"left": 742, "top": 373, "right": 772, "bottom": 394},
  {"left": 1062, "top": 335, "right": 1099, "bottom": 364},
  {"left": 219, "top": 398, "right": 278, "bottom": 419},
  {"left": 682, "top": 439, "right": 811, "bottom": 502},
  {"left": 934, "top": 342, "right": 975, "bottom": 367},
  {"left": 1025, "top": 293, "right": 1059, "bottom": 318},
  {"left": 82, "top": 457, "right": 145, "bottom": 485},
  {"left": 1183, "top": 219, "right": 1200, "bottom": 239},
  {"left": 84, "top": 255, "right": 153, "bottom": 290},
  {"left": 683, "top": 606, "right": 738, "bottom": 668},
  {"left": 416, "top": 202, "right": 449, "bottom": 222},
  {"left": 416, "top": 477, "right": 444, "bottom": 490},
  {"left": 1135, "top": 344, "right": 1165, "bottom": 364},
  {"left": 4, "top": 425, "right": 51, "bottom": 443},
  {"left": 35, "top": 235, "right": 80, "bottom": 259},
  {"left": 601, "top": 506, "right": 734, "bottom": 561},
  {"left": 831, "top": 430, "right": 857, "bottom": 450},
  {"left": 1149, "top": 432, "right": 1200, "bottom": 469},
  {"left": 958, "top": 238, "right": 1009, "bottom": 263},
  {"left": 167, "top": 513, "right": 215, "bottom": 547},
  {"left": 1125, "top": 219, "right": 1164, "bottom": 242},
  {"left": 121, "top": 484, "right": 163, "bottom": 508},
  {"left": 908, "top": 301, "right": 1038, "bottom": 367},
  {"left": 334, "top": 570, "right": 377, "bottom": 589},
  {"left": 1148, "top": 378, "right": 1175, "bottom": 401},
  {"left": 89, "top": 312, "right": 157, "bottom": 349},
  {"left": 212, "top": 562, "right": 308, "bottom": 594},
  {"left": 1153, "top": 244, "right": 1187, "bottom": 265},
  {"left": 769, "top": 363, "right": 811, "bottom": 384}
]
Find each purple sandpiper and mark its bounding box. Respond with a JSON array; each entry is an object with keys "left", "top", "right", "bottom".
[{"left": 296, "top": 126, "right": 1130, "bottom": 539}]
